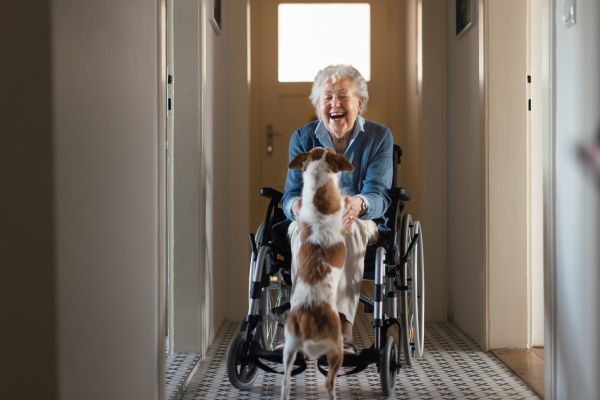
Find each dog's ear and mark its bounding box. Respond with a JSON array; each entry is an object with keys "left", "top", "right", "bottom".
[
  {"left": 325, "top": 153, "right": 354, "bottom": 173},
  {"left": 289, "top": 152, "right": 309, "bottom": 170}
]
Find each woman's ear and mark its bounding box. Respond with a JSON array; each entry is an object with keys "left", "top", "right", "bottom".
[
  {"left": 289, "top": 153, "right": 309, "bottom": 170},
  {"left": 325, "top": 153, "right": 354, "bottom": 172}
]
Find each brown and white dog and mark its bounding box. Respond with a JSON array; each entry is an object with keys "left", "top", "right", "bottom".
[{"left": 281, "top": 147, "right": 354, "bottom": 400}]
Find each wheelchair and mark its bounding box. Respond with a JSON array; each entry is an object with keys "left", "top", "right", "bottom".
[{"left": 226, "top": 145, "right": 425, "bottom": 396}]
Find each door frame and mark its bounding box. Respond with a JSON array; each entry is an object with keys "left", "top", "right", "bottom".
[
  {"left": 541, "top": 0, "right": 556, "bottom": 398},
  {"left": 164, "top": 0, "right": 207, "bottom": 357},
  {"left": 157, "top": 0, "right": 167, "bottom": 398}
]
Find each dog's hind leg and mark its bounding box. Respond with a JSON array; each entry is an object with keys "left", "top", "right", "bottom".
[
  {"left": 325, "top": 341, "right": 343, "bottom": 400},
  {"left": 281, "top": 329, "right": 302, "bottom": 400}
]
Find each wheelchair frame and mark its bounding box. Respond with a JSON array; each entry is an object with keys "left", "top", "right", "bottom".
[{"left": 226, "top": 145, "right": 425, "bottom": 396}]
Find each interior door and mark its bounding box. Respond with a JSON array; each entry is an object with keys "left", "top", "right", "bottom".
[{"left": 250, "top": 0, "right": 402, "bottom": 229}]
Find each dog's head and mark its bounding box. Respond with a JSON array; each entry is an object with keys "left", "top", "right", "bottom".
[{"left": 289, "top": 148, "right": 354, "bottom": 174}]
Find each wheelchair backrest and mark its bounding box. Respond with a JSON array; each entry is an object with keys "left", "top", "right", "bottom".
[{"left": 392, "top": 144, "right": 402, "bottom": 189}]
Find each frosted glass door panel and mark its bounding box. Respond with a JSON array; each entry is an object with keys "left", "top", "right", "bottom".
[{"left": 278, "top": 4, "right": 370, "bottom": 82}]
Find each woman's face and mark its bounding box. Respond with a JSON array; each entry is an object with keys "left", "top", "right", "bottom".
[{"left": 318, "top": 77, "right": 363, "bottom": 140}]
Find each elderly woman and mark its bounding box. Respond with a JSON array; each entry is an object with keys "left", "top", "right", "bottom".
[{"left": 281, "top": 64, "right": 393, "bottom": 354}]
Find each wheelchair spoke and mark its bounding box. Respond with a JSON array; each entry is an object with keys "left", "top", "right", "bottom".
[{"left": 262, "top": 273, "right": 286, "bottom": 351}]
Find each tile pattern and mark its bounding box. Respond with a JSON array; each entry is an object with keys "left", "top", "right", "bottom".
[
  {"left": 181, "top": 310, "right": 540, "bottom": 400},
  {"left": 166, "top": 353, "right": 201, "bottom": 400}
]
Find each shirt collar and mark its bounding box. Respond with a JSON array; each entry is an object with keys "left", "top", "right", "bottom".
[{"left": 315, "top": 115, "right": 365, "bottom": 154}]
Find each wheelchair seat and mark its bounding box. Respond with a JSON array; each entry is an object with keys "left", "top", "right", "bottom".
[{"left": 271, "top": 219, "right": 291, "bottom": 244}]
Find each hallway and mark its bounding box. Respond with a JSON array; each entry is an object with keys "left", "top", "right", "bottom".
[
  {"left": 6, "top": 1, "right": 600, "bottom": 399},
  {"left": 180, "top": 308, "right": 539, "bottom": 400}
]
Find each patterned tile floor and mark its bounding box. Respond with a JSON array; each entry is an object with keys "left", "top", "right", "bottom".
[
  {"left": 181, "top": 309, "right": 540, "bottom": 400},
  {"left": 166, "top": 353, "right": 201, "bottom": 400}
]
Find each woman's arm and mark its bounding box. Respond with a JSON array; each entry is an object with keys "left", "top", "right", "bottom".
[
  {"left": 281, "top": 130, "right": 305, "bottom": 220},
  {"left": 355, "top": 129, "right": 394, "bottom": 220}
]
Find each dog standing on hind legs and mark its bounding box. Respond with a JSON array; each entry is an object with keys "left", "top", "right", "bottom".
[{"left": 280, "top": 147, "right": 354, "bottom": 400}]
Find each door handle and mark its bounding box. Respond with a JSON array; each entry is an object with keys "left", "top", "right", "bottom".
[{"left": 266, "top": 124, "right": 281, "bottom": 156}]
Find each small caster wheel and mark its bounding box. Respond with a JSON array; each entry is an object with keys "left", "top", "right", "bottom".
[
  {"left": 226, "top": 331, "right": 259, "bottom": 390},
  {"left": 380, "top": 335, "right": 398, "bottom": 396}
]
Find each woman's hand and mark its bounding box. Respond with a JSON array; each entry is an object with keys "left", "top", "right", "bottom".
[
  {"left": 292, "top": 198, "right": 302, "bottom": 219},
  {"left": 342, "top": 196, "right": 364, "bottom": 226}
]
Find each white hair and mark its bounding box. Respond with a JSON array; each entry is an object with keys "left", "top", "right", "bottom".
[{"left": 309, "top": 64, "right": 369, "bottom": 119}]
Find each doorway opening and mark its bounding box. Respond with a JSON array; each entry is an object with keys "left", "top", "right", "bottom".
[{"left": 249, "top": 0, "right": 417, "bottom": 231}]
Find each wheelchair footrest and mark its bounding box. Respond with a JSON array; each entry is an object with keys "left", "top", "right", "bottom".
[
  {"left": 318, "top": 348, "right": 380, "bottom": 367},
  {"left": 316, "top": 348, "right": 379, "bottom": 377},
  {"left": 244, "top": 342, "right": 307, "bottom": 376}
]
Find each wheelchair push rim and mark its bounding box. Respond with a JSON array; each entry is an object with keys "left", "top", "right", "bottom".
[
  {"left": 260, "top": 271, "right": 286, "bottom": 351},
  {"left": 412, "top": 221, "right": 425, "bottom": 358},
  {"left": 249, "top": 222, "right": 286, "bottom": 351},
  {"left": 398, "top": 213, "right": 425, "bottom": 364}
]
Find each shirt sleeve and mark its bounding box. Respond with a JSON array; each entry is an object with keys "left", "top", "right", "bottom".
[
  {"left": 281, "top": 129, "right": 305, "bottom": 220},
  {"left": 355, "top": 128, "right": 393, "bottom": 220}
]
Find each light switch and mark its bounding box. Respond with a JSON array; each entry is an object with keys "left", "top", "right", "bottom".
[{"left": 563, "top": 0, "right": 576, "bottom": 27}]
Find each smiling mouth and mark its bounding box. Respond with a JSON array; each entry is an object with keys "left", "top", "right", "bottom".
[{"left": 330, "top": 112, "right": 346, "bottom": 121}]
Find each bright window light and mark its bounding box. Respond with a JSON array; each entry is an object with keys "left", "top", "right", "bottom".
[{"left": 278, "top": 4, "right": 370, "bottom": 82}]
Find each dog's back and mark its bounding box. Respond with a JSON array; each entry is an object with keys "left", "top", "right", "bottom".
[
  {"left": 281, "top": 148, "right": 354, "bottom": 400},
  {"left": 286, "top": 227, "right": 344, "bottom": 359}
]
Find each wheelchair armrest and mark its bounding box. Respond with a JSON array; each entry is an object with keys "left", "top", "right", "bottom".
[
  {"left": 390, "top": 187, "right": 411, "bottom": 201},
  {"left": 260, "top": 187, "right": 283, "bottom": 203}
]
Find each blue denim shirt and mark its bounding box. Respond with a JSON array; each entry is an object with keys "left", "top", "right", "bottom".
[{"left": 281, "top": 116, "right": 394, "bottom": 234}]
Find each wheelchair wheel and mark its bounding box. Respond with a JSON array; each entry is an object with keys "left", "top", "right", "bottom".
[
  {"left": 412, "top": 221, "right": 425, "bottom": 358},
  {"left": 398, "top": 214, "right": 416, "bottom": 365},
  {"left": 250, "top": 222, "right": 286, "bottom": 351},
  {"left": 226, "top": 331, "right": 259, "bottom": 390},
  {"left": 255, "top": 222, "right": 265, "bottom": 246},
  {"left": 248, "top": 223, "right": 265, "bottom": 297},
  {"left": 260, "top": 271, "right": 286, "bottom": 351},
  {"left": 380, "top": 335, "right": 398, "bottom": 396}
]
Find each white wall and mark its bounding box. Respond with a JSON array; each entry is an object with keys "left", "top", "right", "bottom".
[
  {"left": 398, "top": 0, "right": 423, "bottom": 229},
  {"left": 168, "top": 0, "right": 249, "bottom": 352},
  {"left": 202, "top": 0, "right": 230, "bottom": 346},
  {"left": 554, "top": 0, "right": 600, "bottom": 396},
  {"left": 445, "top": 1, "right": 530, "bottom": 349},
  {"left": 445, "top": 0, "right": 486, "bottom": 346},
  {"left": 1, "top": 2, "right": 58, "bottom": 398},
  {"left": 389, "top": 0, "right": 448, "bottom": 323},
  {"left": 4, "top": 1, "right": 246, "bottom": 398},
  {"left": 421, "top": 0, "right": 447, "bottom": 322},
  {"left": 487, "top": 0, "right": 529, "bottom": 349},
  {"left": 530, "top": 0, "right": 545, "bottom": 348},
  {"left": 170, "top": 0, "right": 204, "bottom": 354},
  {"left": 226, "top": 0, "right": 252, "bottom": 321},
  {"left": 52, "top": 0, "right": 161, "bottom": 398}
]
